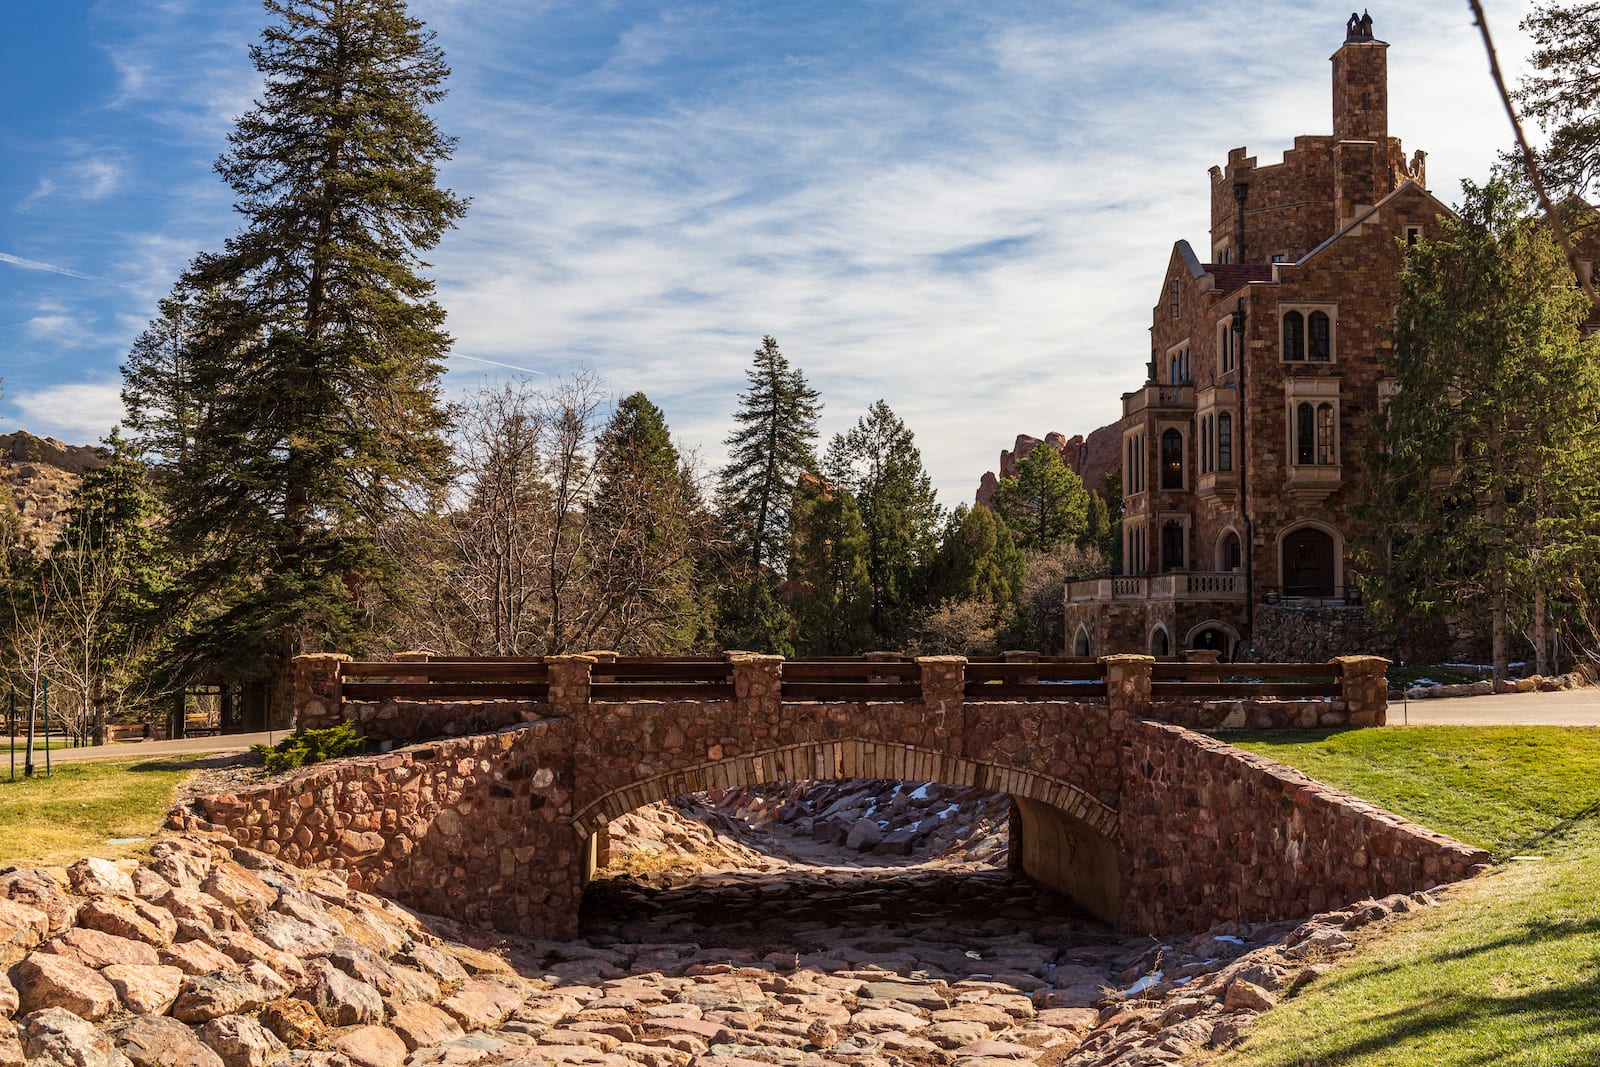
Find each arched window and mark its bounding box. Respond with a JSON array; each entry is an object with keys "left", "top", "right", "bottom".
[
  {"left": 1150, "top": 626, "right": 1170, "bottom": 657},
  {"left": 1161, "top": 428, "right": 1184, "bottom": 489},
  {"left": 1162, "top": 519, "right": 1185, "bottom": 571},
  {"left": 1308, "top": 311, "right": 1331, "bottom": 361},
  {"left": 1316, "top": 402, "right": 1336, "bottom": 464},
  {"left": 1073, "top": 628, "right": 1091, "bottom": 657},
  {"left": 1218, "top": 530, "right": 1242, "bottom": 571},
  {"left": 1296, "top": 402, "right": 1315, "bottom": 464},
  {"left": 1217, "top": 412, "right": 1233, "bottom": 471},
  {"left": 1283, "top": 310, "right": 1305, "bottom": 360}
]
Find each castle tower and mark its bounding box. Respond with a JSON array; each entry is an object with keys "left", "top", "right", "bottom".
[{"left": 1331, "top": 11, "right": 1390, "bottom": 226}]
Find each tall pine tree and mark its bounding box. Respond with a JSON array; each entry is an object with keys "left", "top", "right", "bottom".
[
  {"left": 823, "top": 400, "right": 943, "bottom": 647},
  {"left": 1357, "top": 179, "right": 1600, "bottom": 678},
  {"left": 122, "top": 0, "right": 466, "bottom": 707}
]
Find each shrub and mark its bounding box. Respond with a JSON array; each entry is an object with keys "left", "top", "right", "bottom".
[{"left": 254, "top": 721, "right": 362, "bottom": 774}]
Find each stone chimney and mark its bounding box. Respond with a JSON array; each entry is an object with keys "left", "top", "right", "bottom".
[{"left": 1331, "top": 14, "right": 1391, "bottom": 227}]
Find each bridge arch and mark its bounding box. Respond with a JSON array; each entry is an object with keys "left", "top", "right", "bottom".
[{"left": 572, "top": 736, "right": 1122, "bottom": 922}]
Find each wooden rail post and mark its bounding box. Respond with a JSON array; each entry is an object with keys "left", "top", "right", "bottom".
[
  {"left": 545, "top": 655, "right": 597, "bottom": 717},
  {"left": 294, "top": 653, "right": 350, "bottom": 731},
  {"left": 1101, "top": 654, "right": 1154, "bottom": 729},
  {"left": 1333, "top": 655, "right": 1391, "bottom": 726}
]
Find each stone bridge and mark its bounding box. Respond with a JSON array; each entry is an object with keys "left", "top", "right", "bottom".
[{"left": 193, "top": 654, "right": 1487, "bottom": 940}]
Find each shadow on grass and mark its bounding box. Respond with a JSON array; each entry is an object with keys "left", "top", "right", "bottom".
[
  {"left": 126, "top": 752, "right": 262, "bottom": 773},
  {"left": 1498, "top": 797, "right": 1600, "bottom": 857},
  {"left": 1241, "top": 977, "right": 1600, "bottom": 1066}
]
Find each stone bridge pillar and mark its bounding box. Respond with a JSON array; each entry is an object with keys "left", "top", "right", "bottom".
[
  {"left": 293, "top": 653, "right": 349, "bottom": 731},
  {"left": 1102, "top": 654, "right": 1154, "bottom": 730},
  {"left": 1334, "top": 655, "right": 1391, "bottom": 726},
  {"left": 729, "top": 653, "right": 784, "bottom": 724},
  {"left": 1001, "top": 650, "right": 1040, "bottom": 684},
  {"left": 916, "top": 656, "right": 966, "bottom": 747},
  {"left": 545, "top": 655, "right": 596, "bottom": 716}
]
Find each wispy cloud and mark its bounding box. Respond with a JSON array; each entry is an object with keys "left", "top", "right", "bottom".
[
  {"left": 3, "top": 383, "right": 125, "bottom": 445},
  {"left": 0, "top": 252, "right": 102, "bottom": 283}
]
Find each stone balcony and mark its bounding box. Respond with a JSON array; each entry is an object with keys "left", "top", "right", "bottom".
[
  {"left": 1285, "top": 463, "right": 1342, "bottom": 502},
  {"left": 1197, "top": 468, "right": 1237, "bottom": 506},
  {"left": 1122, "top": 383, "right": 1194, "bottom": 417},
  {"left": 1067, "top": 571, "right": 1248, "bottom": 603}
]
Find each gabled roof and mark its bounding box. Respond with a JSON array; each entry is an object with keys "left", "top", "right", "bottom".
[{"left": 1296, "top": 180, "right": 1455, "bottom": 266}]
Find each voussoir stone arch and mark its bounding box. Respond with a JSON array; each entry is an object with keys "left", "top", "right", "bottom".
[{"left": 572, "top": 737, "right": 1120, "bottom": 842}]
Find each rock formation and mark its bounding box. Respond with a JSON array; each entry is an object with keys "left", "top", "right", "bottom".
[
  {"left": 976, "top": 422, "right": 1122, "bottom": 507},
  {"left": 1, "top": 431, "right": 106, "bottom": 551}
]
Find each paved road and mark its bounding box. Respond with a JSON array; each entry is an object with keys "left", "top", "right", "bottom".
[
  {"left": 6, "top": 731, "right": 278, "bottom": 765},
  {"left": 1389, "top": 687, "right": 1600, "bottom": 726}
]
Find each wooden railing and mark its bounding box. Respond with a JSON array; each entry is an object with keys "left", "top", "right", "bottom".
[
  {"left": 335, "top": 655, "right": 1339, "bottom": 704},
  {"left": 1149, "top": 660, "right": 1342, "bottom": 699}
]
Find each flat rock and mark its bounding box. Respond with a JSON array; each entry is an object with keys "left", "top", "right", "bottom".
[
  {"left": 387, "top": 1002, "right": 464, "bottom": 1051},
  {"left": 45, "top": 926, "right": 162, "bottom": 969},
  {"left": 1034, "top": 1007, "right": 1100, "bottom": 1032},
  {"left": 202, "top": 864, "right": 278, "bottom": 923},
  {"left": 162, "top": 939, "right": 240, "bottom": 976},
  {"left": 20, "top": 1006, "right": 127, "bottom": 1067},
  {"left": 102, "top": 964, "right": 185, "bottom": 1015},
  {"left": 436, "top": 977, "right": 525, "bottom": 1030},
  {"left": 330, "top": 1025, "right": 408, "bottom": 1067},
  {"left": 79, "top": 895, "right": 178, "bottom": 947},
  {"left": 199, "top": 1014, "right": 287, "bottom": 1067},
  {"left": 115, "top": 1015, "right": 225, "bottom": 1067},
  {"left": 931, "top": 1004, "right": 1012, "bottom": 1030},
  {"left": 172, "top": 972, "right": 271, "bottom": 1023},
  {"left": 924, "top": 1021, "right": 992, "bottom": 1049},
  {"left": 68, "top": 858, "right": 135, "bottom": 899},
  {"left": 848, "top": 1007, "right": 928, "bottom": 1032},
  {"left": 14, "top": 952, "right": 120, "bottom": 1020},
  {"left": 857, "top": 981, "right": 946, "bottom": 1011},
  {"left": 954, "top": 1039, "right": 1035, "bottom": 1059}
]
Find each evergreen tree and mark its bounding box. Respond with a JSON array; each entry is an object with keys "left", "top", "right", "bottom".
[
  {"left": 823, "top": 400, "right": 943, "bottom": 647},
  {"left": 121, "top": 0, "right": 465, "bottom": 703},
  {"left": 719, "top": 337, "right": 823, "bottom": 573},
  {"left": 926, "top": 504, "right": 1022, "bottom": 607},
  {"left": 1356, "top": 179, "right": 1600, "bottom": 678},
  {"left": 1518, "top": 3, "right": 1600, "bottom": 203},
  {"left": 992, "top": 442, "right": 1090, "bottom": 552},
  {"left": 587, "top": 393, "right": 708, "bottom": 653},
  {"left": 785, "top": 476, "right": 871, "bottom": 655},
  {"left": 715, "top": 336, "right": 820, "bottom": 652}
]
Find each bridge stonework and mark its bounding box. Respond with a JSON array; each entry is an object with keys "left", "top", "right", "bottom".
[{"left": 194, "top": 654, "right": 1486, "bottom": 939}]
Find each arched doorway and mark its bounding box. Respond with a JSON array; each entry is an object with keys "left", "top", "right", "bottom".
[
  {"left": 1185, "top": 621, "right": 1241, "bottom": 662},
  {"left": 1282, "top": 526, "right": 1336, "bottom": 596},
  {"left": 1073, "top": 626, "right": 1092, "bottom": 657},
  {"left": 1149, "top": 625, "right": 1171, "bottom": 657}
]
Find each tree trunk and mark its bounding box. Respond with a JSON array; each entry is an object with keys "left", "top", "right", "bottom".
[{"left": 1534, "top": 583, "right": 1550, "bottom": 677}]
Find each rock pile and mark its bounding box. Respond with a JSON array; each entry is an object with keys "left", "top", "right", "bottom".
[{"left": 0, "top": 818, "right": 1452, "bottom": 1067}]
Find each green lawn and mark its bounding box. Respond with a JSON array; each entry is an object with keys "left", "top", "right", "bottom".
[
  {"left": 1210, "top": 727, "right": 1600, "bottom": 1067},
  {"left": 0, "top": 756, "right": 201, "bottom": 867}
]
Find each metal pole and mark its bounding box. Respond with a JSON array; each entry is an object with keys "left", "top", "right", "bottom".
[
  {"left": 8, "top": 688, "right": 14, "bottom": 783},
  {"left": 43, "top": 676, "right": 50, "bottom": 778},
  {"left": 24, "top": 681, "right": 35, "bottom": 779}
]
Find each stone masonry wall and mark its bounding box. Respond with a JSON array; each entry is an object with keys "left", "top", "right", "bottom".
[
  {"left": 345, "top": 699, "right": 547, "bottom": 744},
  {"left": 1117, "top": 721, "right": 1488, "bottom": 933}
]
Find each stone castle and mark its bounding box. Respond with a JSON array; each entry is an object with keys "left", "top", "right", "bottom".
[{"left": 1061, "top": 13, "right": 1577, "bottom": 661}]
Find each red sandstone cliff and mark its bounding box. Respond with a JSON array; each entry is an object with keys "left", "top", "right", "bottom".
[{"left": 976, "top": 421, "right": 1122, "bottom": 505}]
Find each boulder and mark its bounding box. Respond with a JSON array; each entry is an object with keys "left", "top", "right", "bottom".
[
  {"left": 259, "top": 998, "right": 329, "bottom": 1049},
  {"left": 67, "top": 859, "right": 136, "bottom": 899},
  {"left": 0, "top": 970, "right": 16, "bottom": 1018},
  {"left": 162, "top": 939, "right": 240, "bottom": 976},
  {"left": 0, "top": 897, "right": 49, "bottom": 963},
  {"left": 20, "top": 1006, "right": 127, "bottom": 1067},
  {"left": 102, "top": 964, "right": 185, "bottom": 1015},
  {"left": 172, "top": 973, "right": 272, "bottom": 1024},
  {"left": 330, "top": 1025, "right": 408, "bottom": 1067},
  {"left": 13, "top": 952, "right": 120, "bottom": 1020},
  {"left": 44, "top": 926, "right": 162, "bottom": 969},
  {"left": 201, "top": 865, "right": 277, "bottom": 923},
  {"left": 78, "top": 895, "right": 178, "bottom": 947},
  {"left": 302, "top": 959, "right": 383, "bottom": 1028},
  {"left": 844, "top": 819, "right": 883, "bottom": 851},
  {"left": 198, "top": 1014, "right": 288, "bottom": 1067},
  {"left": 115, "top": 1015, "right": 226, "bottom": 1067},
  {"left": 386, "top": 1001, "right": 465, "bottom": 1050}
]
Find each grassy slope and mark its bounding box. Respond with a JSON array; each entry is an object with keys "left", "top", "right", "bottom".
[
  {"left": 1209, "top": 727, "right": 1600, "bottom": 1067},
  {"left": 0, "top": 757, "right": 199, "bottom": 867}
]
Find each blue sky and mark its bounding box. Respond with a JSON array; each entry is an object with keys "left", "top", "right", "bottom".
[{"left": 1, "top": 1, "right": 1534, "bottom": 500}]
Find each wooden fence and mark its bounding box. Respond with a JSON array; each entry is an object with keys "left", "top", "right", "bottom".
[{"left": 336, "top": 655, "right": 1345, "bottom": 704}]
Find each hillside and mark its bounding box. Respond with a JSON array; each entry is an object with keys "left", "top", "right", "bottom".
[{"left": 0, "top": 431, "right": 105, "bottom": 551}]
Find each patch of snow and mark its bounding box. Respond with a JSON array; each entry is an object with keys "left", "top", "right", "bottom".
[
  {"left": 908, "top": 783, "right": 933, "bottom": 800},
  {"left": 1212, "top": 934, "right": 1245, "bottom": 945},
  {"left": 1117, "top": 972, "right": 1164, "bottom": 998}
]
